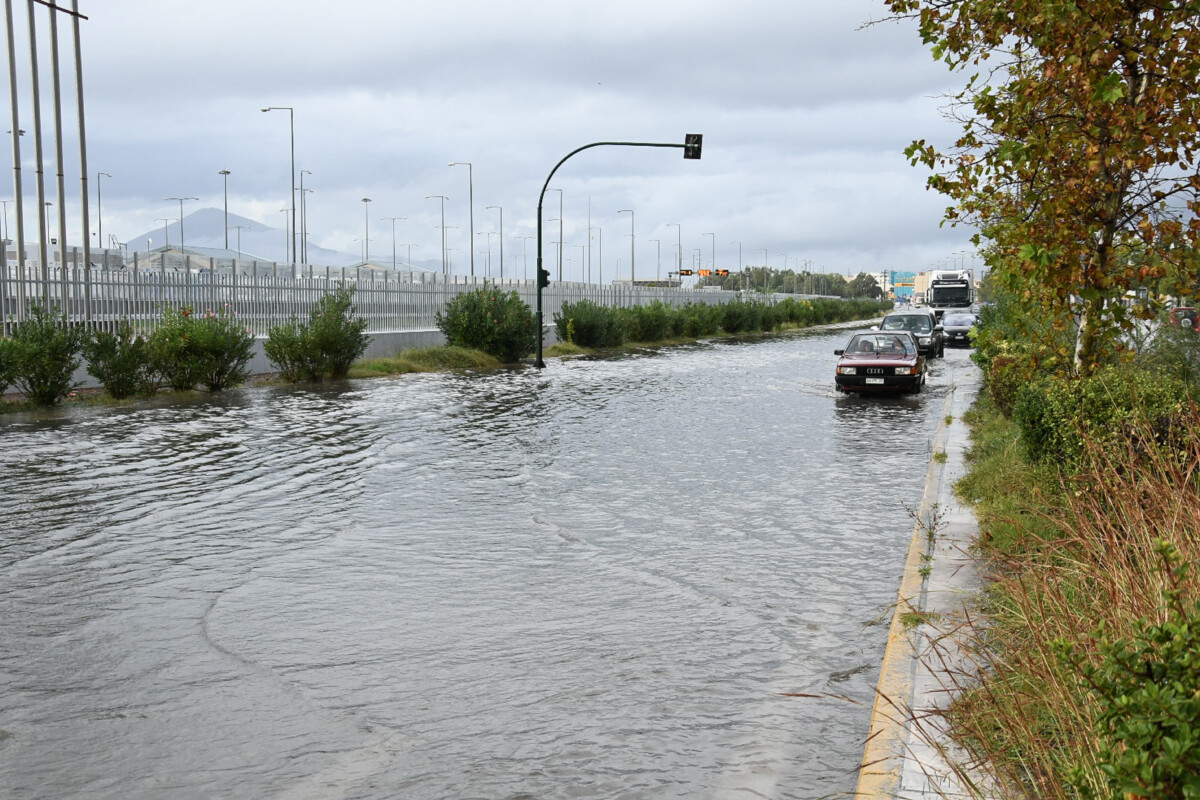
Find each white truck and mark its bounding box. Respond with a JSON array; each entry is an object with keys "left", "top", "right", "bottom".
[{"left": 926, "top": 269, "right": 974, "bottom": 319}]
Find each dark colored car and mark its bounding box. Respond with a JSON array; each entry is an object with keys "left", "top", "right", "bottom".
[
  {"left": 1171, "top": 307, "right": 1199, "bottom": 332},
  {"left": 834, "top": 331, "right": 926, "bottom": 394},
  {"left": 877, "top": 309, "right": 945, "bottom": 358},
  {"left": 941, "top": 311, "right": 978, "bottom": 347}
]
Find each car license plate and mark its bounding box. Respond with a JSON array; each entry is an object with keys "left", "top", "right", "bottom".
[{"left": 866, "top": 378, "right": 885, "bottom": 385}]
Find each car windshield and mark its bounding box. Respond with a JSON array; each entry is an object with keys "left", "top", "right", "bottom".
[
  {"left": 880, "top": 316, "right": 931, "bottom": 333},
  {"left": 944, "top": 314, "right": 975, "bottom": 326},
  {"left": 845, "top": 333, "right": 916, "bottom": 356}
]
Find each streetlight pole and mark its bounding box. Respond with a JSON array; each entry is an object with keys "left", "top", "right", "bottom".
[
  {"left": 230, "top": 224, "right": 251, "bottom": 258},
  {"left": 164, "top": 196, "right": 198, "bottom": 254},
  {"left": 649, "top": 238, "right": 660, "bottom": 281},
  {"left": 261, "top": 106, "right": 295, "bottom": 264},
  {"left": 218, "top": 169, "right": 230, "bottom": 249},
  {"left": 730, "top": 241, "right": 742, "bottom": 289},
  {"left": 517, "top": 235, "right": 532, "bottom": 280},
  {"left": 761, "top": 249, "right": 769, "bottom": 292},
  {"left": 546, "top": 187, "right": 563, "bottom": 281},
  {"left": 96, "top": 171, "right": 111, "bottom": 249},
  {"left": 361, "top": 197, "right": 371, "bottom": 263},
  {"left": 703, "top": 232, "right": 715, "bottom": 272},
  {"left": 618, "top": 209, "right": 634, "bottom": 283},
  {"left": 667, "top": 223, "right": 681, "bottom": 275},
  {"left": 426, "top": 195, "right": 448, "bottom": 276},
  {"left": 299, "top": 169, "right": 311, "bottom": 263},
  {"left": 486, "top": 205, "right": 503, "bottom": 279},
  {"left": 382, "top": 216, "right": 406, "bottom": 272},
  {"left": 449, "top": 161, "right": 474, "bottom": 277},
  {"left": 155, "top": 217, "right": 175, "bottom": 248}
]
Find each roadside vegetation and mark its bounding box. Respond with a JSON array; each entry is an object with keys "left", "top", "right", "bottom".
[{"left": 884, "top": 1, "right": 1200, "bottom": 796}]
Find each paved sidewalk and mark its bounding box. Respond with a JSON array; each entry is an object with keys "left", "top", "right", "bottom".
[{"left": 854, "top": 367, "right": 990, "bottom": 799}]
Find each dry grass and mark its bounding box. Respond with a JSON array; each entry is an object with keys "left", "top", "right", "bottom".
[{"left": 918, "top": 402, "right": 1200, "bottom": 798}]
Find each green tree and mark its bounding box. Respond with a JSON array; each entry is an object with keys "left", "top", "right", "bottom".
[{"left": 889, "top": 0, "right": 1200, "bottom": 374}]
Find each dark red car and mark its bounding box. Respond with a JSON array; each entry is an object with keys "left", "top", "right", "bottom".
[
  {"left": 1170, "top": 307, "right": 1199, "bottom": 332},
  {"left": 834, "top": 331, "right": 927, "bottom": 394}
]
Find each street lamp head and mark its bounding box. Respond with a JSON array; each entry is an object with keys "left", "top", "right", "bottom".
[
  {"left": 99, "top": 171, "right": 112, "bottom": 178},
  {"left": 362, "top": 197, "right": 371, "bottom": 203},
  {"left": 219, "top": 170, "right": 230, "bottom": 176}
]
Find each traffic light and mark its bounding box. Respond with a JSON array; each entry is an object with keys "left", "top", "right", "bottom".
[
  {"left": 683, "top": 133, "right": 703, "bottom": 160},
  {"left": 679, "top": 269, "right": 694, "bottom": 276},
  {"left": 698, "top": 269, "right": 712, "bottom": 277},
  {"left": 537, "top": 267, "right": 550, "bottom": 288},
  {"left": 716, "top": 269, "right": 730, "bottom": 277}
]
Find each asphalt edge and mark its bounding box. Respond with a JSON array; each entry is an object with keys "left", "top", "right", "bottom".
[{"left": 853, "top": 388, "right": 955, "bottom": 798}]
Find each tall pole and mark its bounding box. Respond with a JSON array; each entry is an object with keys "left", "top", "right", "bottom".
[
  {"left": 261, "top": 106, "right": 294, "bottom": 264},
  {"left": 487, "top": 205, "right": 502, "bottom": 279},
  {"left": 299, "top": 169, "right": 311, "bottom": 263},
  {"left": 96, "top": 171, "right": 110, "bottom": 249},
  {"left": 667, "top": 223, "right": 681, "bottom": 278},
  {"left": 449, "top": 161, "right": 473, "bottom": 277},
  {"left": 5, "top": 0, "right": 26, "bottom": 289},
  {"left": 27, "top": 0, "right": 49, "bottom": 298},
  {"left": 71, "top": 0, "right": 90, "bottom": 273},
  {"left": 649, "top": 238, "right": 660, "bottom": 281},
  {"left": 155, "top": 217, "right": 174, "bottom": 248},
  {"left": 731, "top": 240, "right": 742, "bottom": 288},
  {"left": 219, "top": 169, "right": 230, "bottom": 249},
  {"left": 618, "top": 209, "right": 634, "bottom": 283},
  {"left": 426, "top": 195, "right": 448, "bottom": 275},
  {"left": 48, "top": 4, "right": 67, "bottom": 272},
  {"left": 165, "top": 196, "right": 198, "bottom": 255},
  {"left": 382, "top": 215, "right": 405, "bottom": 271},
  {"left": 517, "top": 235, "right": 532, "bottom": 280},
  {"left": 703, "top": 232, "right": 715, "bottom": 271},
  {"left": 361, "top": 197, "right": 371, "bottom": 263}
]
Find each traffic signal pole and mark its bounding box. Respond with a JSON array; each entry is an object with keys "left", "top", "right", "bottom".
[{"left": 534, "top": 135, "right": 702, "bottom": 368}]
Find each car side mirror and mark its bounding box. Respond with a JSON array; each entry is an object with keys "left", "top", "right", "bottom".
[
  {"left": 834, "top": 349, "right": 844, "bottom": 355},
  {"left": 870, "top": 325, "right": 879, "bottom": 331},
  {"left": 935, "top": 324, "right": 943, "bottom": 331}
]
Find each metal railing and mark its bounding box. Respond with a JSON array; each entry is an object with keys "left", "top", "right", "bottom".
[{"left": 0, "top": 254, "right": 737, "bottom": 337}]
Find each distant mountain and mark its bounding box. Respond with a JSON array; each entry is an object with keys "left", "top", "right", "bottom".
[{"left": 127, "top": 207, "right": 361, "bottom": 266}]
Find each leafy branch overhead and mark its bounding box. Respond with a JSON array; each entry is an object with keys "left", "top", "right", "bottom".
[{"left": 887, "top": 0, "right": 1200, "bottom": 373}]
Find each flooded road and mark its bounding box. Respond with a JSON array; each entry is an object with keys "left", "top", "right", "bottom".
[{"left": 0, "top": 328, "right": 979, "bottom": 799}]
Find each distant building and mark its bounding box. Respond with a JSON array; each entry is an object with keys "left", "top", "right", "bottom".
[{"left": 887, "top": 270, "right": 916, "bottom": 301}]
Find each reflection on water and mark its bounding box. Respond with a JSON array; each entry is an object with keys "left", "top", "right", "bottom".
[{"left": 0, "top": 332, "right": 977, "bottom": 799}]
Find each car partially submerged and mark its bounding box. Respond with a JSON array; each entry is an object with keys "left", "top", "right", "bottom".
[{"left": 834, "top": 331, "right": 926, "bottom": 394}]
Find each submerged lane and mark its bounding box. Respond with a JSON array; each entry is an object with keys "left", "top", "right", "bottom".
[{"left": 0, "top": 330, "right": 977, "bottom": 799}]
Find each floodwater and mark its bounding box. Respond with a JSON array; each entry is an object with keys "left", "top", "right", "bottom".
[{"left": 0, "top": 328, "right": 978, "bottom": 799}]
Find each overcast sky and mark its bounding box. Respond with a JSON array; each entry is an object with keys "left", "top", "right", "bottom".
[{"left": 4, "top": 0, "right": 980, "bottom": 279}]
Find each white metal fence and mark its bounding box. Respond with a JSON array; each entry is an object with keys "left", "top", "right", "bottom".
[{"left": 0, "top": 257, "right": 739, "bottom": 337}]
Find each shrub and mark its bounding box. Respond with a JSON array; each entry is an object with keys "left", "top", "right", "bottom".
[
  {"left": 191, "top": 307, "right": 255, "bottom": 392},
  {"left": 8, "top": 304, "right": 85, "bottom": 407},
  {"left": 146, "top": 305, "right": 254, "bottom": 392},
  {"left": 437, "top": 288, "right": 537, "bottom": 362},
  {"left": 308, "top": 286, "right": 370, "bottom": 379},
  {"left": 554, "top": 300, "right": 624, "bottom": 348},
  {"left": 619, "top": 301, "right": 671, "bottom": 343},
  {"left": 1012, "top": 366, "right": 1191, "bottom": 467},
  {"left": 263, "top": 318, "right": 313, "bottom": 383},
  {"left": 146, "top": 305, "right": 201, "bottom": 391},
  {"left": 83, "top": 322, "right": 152, "bottom": 399},
  {"left": 0, "top": 336, "right": 14, "bottom": 397}
]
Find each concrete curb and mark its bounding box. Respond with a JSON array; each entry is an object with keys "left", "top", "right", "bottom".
[{"left": 855, "top": 368, "right": 985, "bottom": 799}]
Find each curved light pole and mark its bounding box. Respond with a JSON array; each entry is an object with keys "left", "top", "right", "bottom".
[
  {"left": 261, "top": 106, "right": 295, "bottom": 264},
  {"left": 218, "top": 169, "right": 230, "bottom": 248},
  {"left": 381, "top": 215, "right": 406, "bottom": 271},
  {"left": 360, "top": 197, "right": 371, "bottom": 263},
  {"left": 618, "top": 209, "right": 634, "bottom": 283},
  {"left": 449, "top": 161, "right": 473, "bottom": 277},
  {"left": 96, "top": 171, "right": 111, "bottom": 249},
  {"left": 486, "top": 205, "right": 503, "bottom": 279},
  {"left": 426, "top": 195, "right": 448, "bottom": 276}
]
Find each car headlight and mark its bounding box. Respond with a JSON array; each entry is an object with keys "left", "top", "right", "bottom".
[
  {"left": 837, "top": 366, "right": 856, "bottom": 375},
  {"left": 895, "top": 366, "right": 917, "bottom": 375},
  {"left": 919, "top": 337, "right": 931, "bottom": 344}
]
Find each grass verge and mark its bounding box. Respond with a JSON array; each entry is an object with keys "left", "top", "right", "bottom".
[{"left": 934, "top": 394, "right": 1200, "bottom": 799}]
